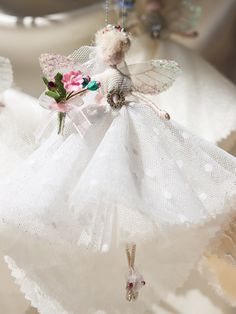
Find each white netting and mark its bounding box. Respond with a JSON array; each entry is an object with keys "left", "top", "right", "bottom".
[
  {"left": 0, "top": 89, "right": 46, "bottom": 177},
  {"left": 0, "top": 100, "right": 236, "bottom": 313}
]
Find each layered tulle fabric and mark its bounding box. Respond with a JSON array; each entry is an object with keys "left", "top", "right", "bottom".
[
  {"left": 127, "top": 37, "right": 236, "bottom": 146},
  {"left": 0, "top": 100, "right": 236, "bottom": 313},
  {"left": 126, "top": 33, "right": 236, "bottom": 308},
  {"left": 0, "top": 89, "right": 47, "bottom": 313},
  {"left": 0, "top": 89, "right": 46, "bottom": 176}
]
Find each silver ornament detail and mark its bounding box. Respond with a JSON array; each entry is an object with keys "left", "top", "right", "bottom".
[{"left": 107, "top": 89, "right": 126, "bottom": 109}]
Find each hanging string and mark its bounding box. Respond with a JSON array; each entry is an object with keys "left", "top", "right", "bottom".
[
  {"left": 104, "top": 0, "right": 128, "bottom": 29},
  {"left": 105, "top": 0, "right": 110, "bottom": 25},
  {"left": 121, "top": 0, "right": 126, "bottom": 29}
]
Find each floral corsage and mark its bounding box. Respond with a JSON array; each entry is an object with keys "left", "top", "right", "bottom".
[{"left": 42, "top": 70, "right": 100, "bottom": 134}]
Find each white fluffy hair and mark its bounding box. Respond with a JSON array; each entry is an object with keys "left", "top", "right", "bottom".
[{"left": 95, "top": 25, "right": 132, "bottom": 66}]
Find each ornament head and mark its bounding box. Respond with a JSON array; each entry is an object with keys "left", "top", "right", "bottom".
[{"left": 95, "top": 25, "right": 131, "bottom": 66}]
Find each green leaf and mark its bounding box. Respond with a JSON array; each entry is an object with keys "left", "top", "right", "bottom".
[
  {"left": 54, "top": 72, "right": 67, "bottom": 98},
  {"left": 42, "top": 76, "right": 49, "bottom": 86},
  {"left": 54, "top": 72, "right": 63, "bottom": 83},
  {"left": 45, "top": 90, "right": 61, "bottom": 102}
]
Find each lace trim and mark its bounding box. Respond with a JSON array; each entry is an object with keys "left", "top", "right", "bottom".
[{"left": 5, "top": 256, "right": 71, "bottom": 314}]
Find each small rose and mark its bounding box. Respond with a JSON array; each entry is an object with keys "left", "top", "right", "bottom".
[{"left": 62, "top": 71, "right": 84, "bottom": 93}]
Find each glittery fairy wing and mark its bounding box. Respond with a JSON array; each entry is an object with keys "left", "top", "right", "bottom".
[
  {"left": 69, "top": 46, "right": 98, "bottom": 74},
  {"left": 39, "top": 53, "right": 88, "bottom": 80},
  {"left": 119, "top": 60, "right": 181, "bottom": 95},
  {"left": 0, "top": 57, "right": 13, "bottom": 93},
  {"left": 163, "top": 0, "right": 201, "bottom": 35},
  {"left": 69, "top": 46, "right": 96, "bottom": 64}
]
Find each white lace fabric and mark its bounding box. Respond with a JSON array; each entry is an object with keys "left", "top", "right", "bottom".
[{"left": 0, "top": 99, "right": 236, "bottom": 313}]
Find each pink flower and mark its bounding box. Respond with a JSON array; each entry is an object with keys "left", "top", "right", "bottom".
[{"left": 62, "top": 71, "right": 84, "bottom": 93}]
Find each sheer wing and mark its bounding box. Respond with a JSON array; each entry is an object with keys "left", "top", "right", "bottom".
[
  {"left": 69, "top": 46, "right": 97, "bottom": 75},
  {"left": 120, "top": 60, "right": 181, "bottom": 95},
  {"left": 70, "top": 46, "right": 106, "bottom": 75},
  {"left": 40, "top": 46, "right": 102, "bottom": 80},
  {"left": 0, "top": 57, "right": 13, "bottom": 93},
  {"left": 163, "top": 0, "right": 201, "bottom": 35},
  {"left": 69, "top": 46, "right": 96, "bottom": 65},
  {"left": 39, "top": 51, "right": 89, "bottom": 80}
]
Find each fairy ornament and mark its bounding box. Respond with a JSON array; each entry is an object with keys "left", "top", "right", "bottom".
[
  {"left": 39, "top": 23, "right": 181, "bottom": 300},
  {"left": 0, "top": 14, "right": 236, "bottom": 312},
  {"left": 39, "top": 24, "right": 180, "bottom": 133}
]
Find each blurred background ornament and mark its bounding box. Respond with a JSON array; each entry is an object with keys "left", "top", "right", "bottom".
[
  {"left": 114, "top": 0, "right": 201, "bottom": 39},
  {"left": 141, "top": 0, "right": 168, "bottom": 39}
]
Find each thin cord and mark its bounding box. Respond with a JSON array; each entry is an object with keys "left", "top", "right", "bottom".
[
  {"left": 121, "top": 0, "right": 126, "bottom": 29},
  {"left": 105, "top": 0, "right": 110, "bottom": 25}
]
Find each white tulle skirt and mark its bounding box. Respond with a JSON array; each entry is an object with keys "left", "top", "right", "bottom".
[
  {"left": 128, "top": 37, "right": 236, "bottom": 147},
  {"left": 127, "top": 35, "right": 236, "bottom": 307},
  {"left": 0, "top": 100, "right": 236, "bottom": 313}
]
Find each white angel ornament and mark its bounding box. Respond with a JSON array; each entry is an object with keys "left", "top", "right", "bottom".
[
  {"left": 140, "top": 0, "right": 200, "bottom": 39},
  {"left": 0, "top": 25, "right": 236, "bottom": 314}
]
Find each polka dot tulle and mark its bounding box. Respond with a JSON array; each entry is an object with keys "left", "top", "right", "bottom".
[{"left": 0, "top": 102, "right": 236, "bottom": 313}]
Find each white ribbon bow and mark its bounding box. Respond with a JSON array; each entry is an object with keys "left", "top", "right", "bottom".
[{"left": 38, "top": 93, "right": 91, "bottom": 138}]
